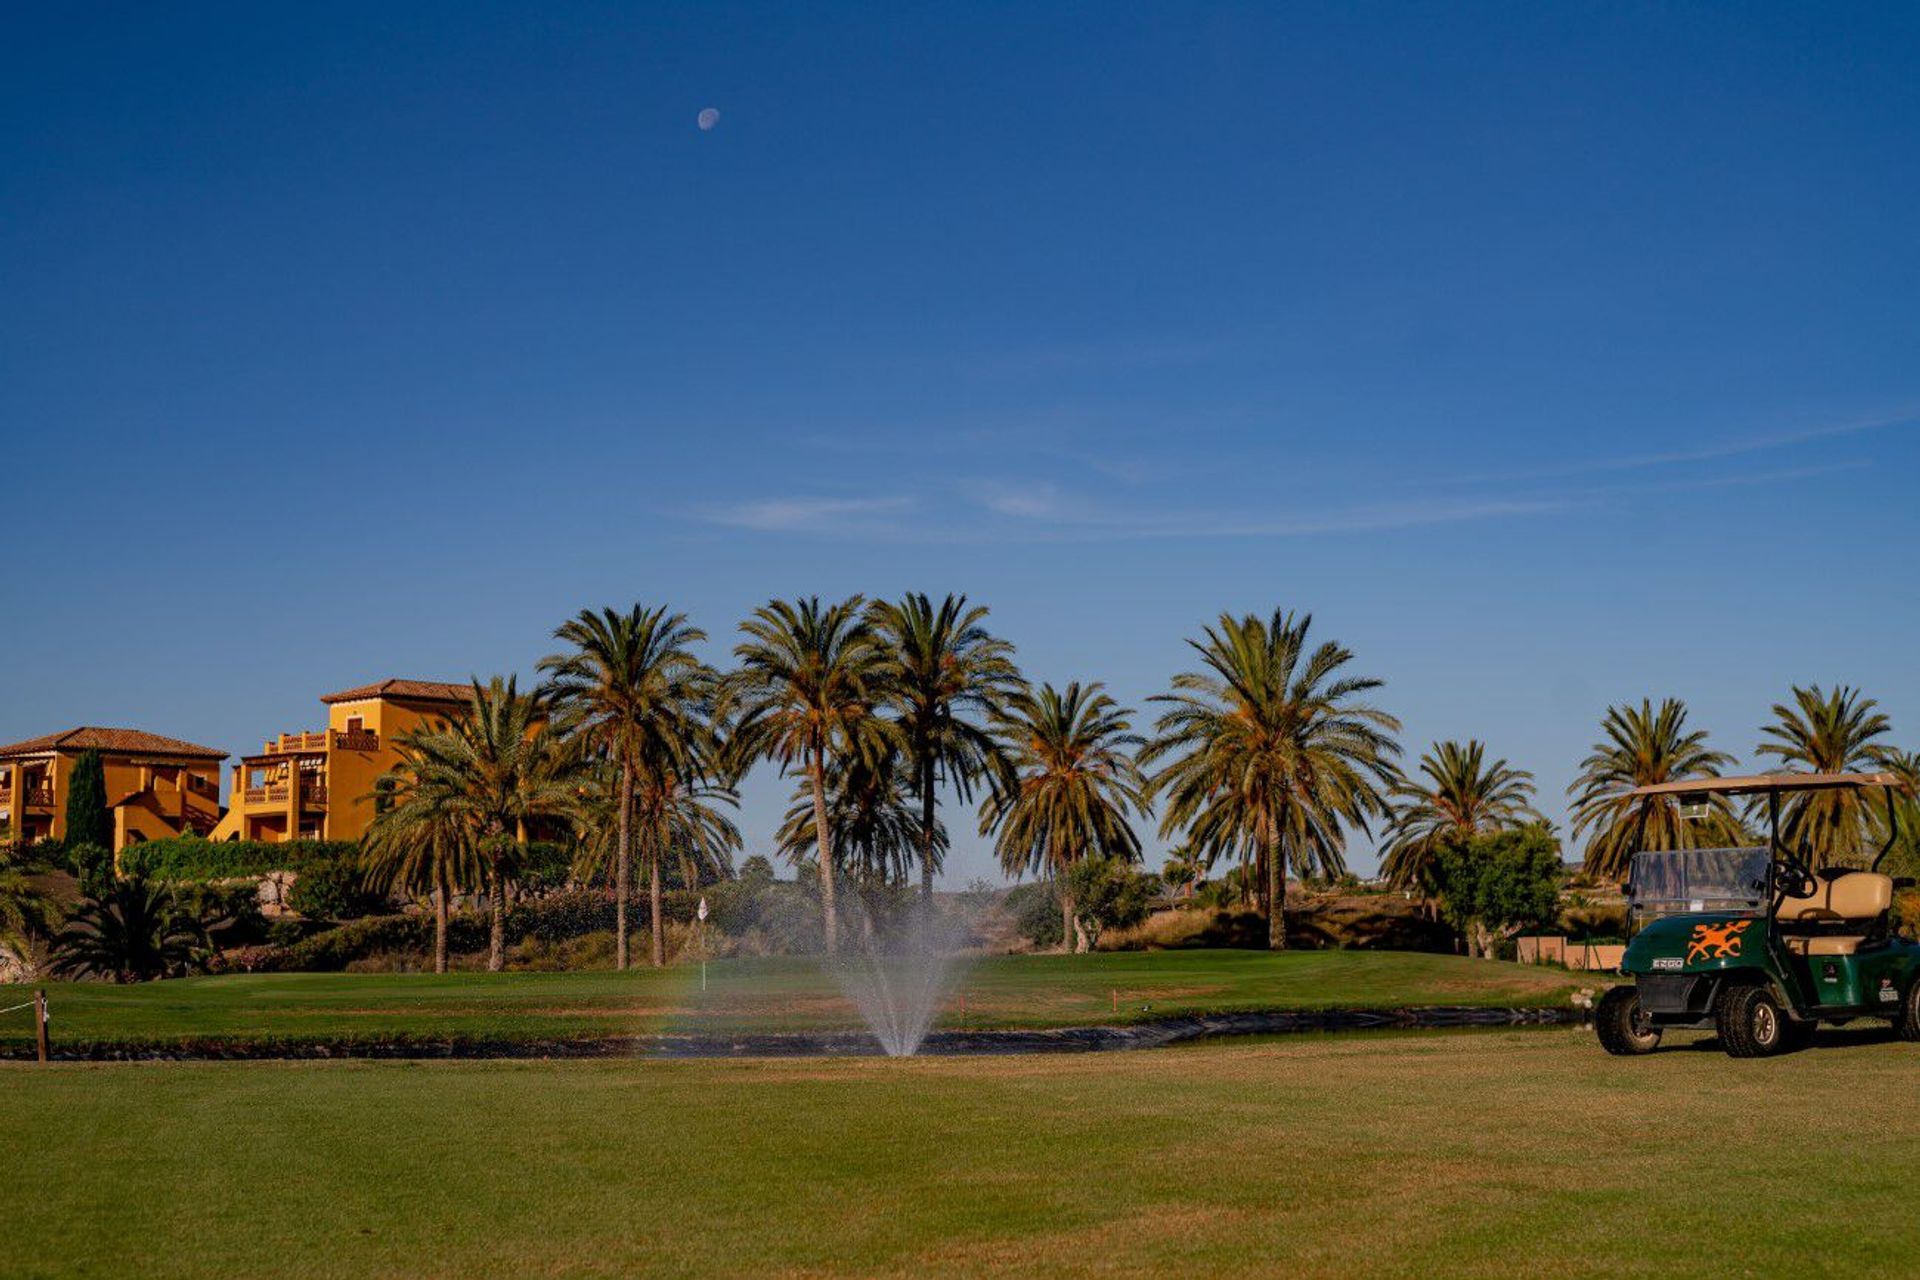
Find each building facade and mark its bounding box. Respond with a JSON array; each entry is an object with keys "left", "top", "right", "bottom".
[
  {"left": 209, "top": 679, "right": 471, "bottom": 843},
  {"left": 0, "top": 727, "right": 227, "bottom": 850}
]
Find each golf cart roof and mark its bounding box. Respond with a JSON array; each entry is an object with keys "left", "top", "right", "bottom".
[{"left": 1627, "top": 771, "right": 1898, "bottom": 799}]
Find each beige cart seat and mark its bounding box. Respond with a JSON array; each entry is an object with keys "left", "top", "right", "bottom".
[{"left": 1777, "top": 871, "right": 1893, "bottom": 956}]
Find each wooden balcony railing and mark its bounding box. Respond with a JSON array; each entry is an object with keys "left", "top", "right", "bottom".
[
  {"left": 242, "top": 782, "right": 326, "bottom": 809},
  {"left": 262, "top": 731, "right": 328, "bottom": 755},
  {"left": 332, "top": 729, "right": 380, "bottom": 753}
]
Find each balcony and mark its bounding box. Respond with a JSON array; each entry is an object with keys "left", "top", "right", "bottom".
[
  {"left": 261, "top": 731, "right": 328, "bottom": 755},
  {"left": 7, "top": 783, "right": 56, "bottom": 809},
  {"left": 241, "top": 782, "right": 327, "bottom": 809},
  {"left": 332, "top": 729, "right": 380, "bottom": 753}
]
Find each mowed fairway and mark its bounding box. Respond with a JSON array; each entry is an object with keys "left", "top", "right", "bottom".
[
  {"left": 0, "top": 951, "right": 1588, "bottom": 1051},
  {"left": 6, "top": 1028, "right": 1919, "bottom": 1277}
]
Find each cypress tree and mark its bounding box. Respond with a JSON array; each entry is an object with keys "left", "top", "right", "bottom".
[{"left": 64, "top": 748, "right": 114, "bottom": 855}]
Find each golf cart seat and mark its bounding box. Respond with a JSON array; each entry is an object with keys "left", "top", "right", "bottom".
[{"left": 1776, "top": 871, "right": 1893, "bottom": 956}]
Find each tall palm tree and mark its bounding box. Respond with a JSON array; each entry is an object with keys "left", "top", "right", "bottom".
[
  {"left": 392, "top": 678, "right": 583, "bottom": 971},
  {"left": 364, "top": 760, "right": 484, "bottom": 974},
  {"left": 539, "top": 606, "right": 717, "bottom": 969},
  {"left": 778, "top": 748, "right": 938, "bottom": 891},
  {"left": 1142, "top": 610, "right": 1401, "bottom": 950},
  {"left": 1381, "top": 740, "right": 1539, "bottom": 891},
  {"left": 980, "top": 682, "right": 1145, "bottom": 952},
  {"left": 1758, "top": 684, "right": 1894, "bottom": 867},
  {"left": 629, "top": 756, "right": 741, "bottom": 961},
  {"left": 1567, "top": 698, "right": 1742, "bottom": 880},
  {"left": 727, "top": 596, "right": 897, "bottom": 951},
  {"left": 870, "top": 593, "right": 1022, "bottom": 899}
]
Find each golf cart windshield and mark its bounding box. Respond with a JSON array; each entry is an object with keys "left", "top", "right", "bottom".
[{"left": 1626, "top": 847, "right": 1771, "bottom": 919}]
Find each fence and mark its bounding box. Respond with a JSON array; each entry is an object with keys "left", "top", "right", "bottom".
[{"left": 1516, "top": 936, "right": 1624, "bottom": 972}]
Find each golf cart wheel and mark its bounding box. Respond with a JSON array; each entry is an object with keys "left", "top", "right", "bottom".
[
  {"left": 1897, "top": 982, "right": 1920, "bottom": 1043},
  {"left": 1716, "top": 983, "right": 1789, "bottom": 1058},
  {"left": 1595, "top": 985, "right": 1660, "bottom": 1056}
]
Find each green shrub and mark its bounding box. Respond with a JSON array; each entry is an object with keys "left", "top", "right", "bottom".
[
  {"left": 173, "top": 880, "right": 269, "bottom": 946},
  {"left": 120, "top": 838, "right": 356, "bottom": 882},
  {"left": 65, "top": 841, "right": 114, "bottom": 897},
  {"left": 1007, "top": 881, "right": 1064, "bottom": 949},
  {"left": 286, "top": 856, "right": 387, "bottom": 922}
]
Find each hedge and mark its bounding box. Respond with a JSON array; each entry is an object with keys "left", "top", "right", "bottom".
[
  {"left": 120, "top": 838, "right": 357, "bottom": 881},
  {"left": 246, "top": 880, "right": 828, "bottom": 971}
]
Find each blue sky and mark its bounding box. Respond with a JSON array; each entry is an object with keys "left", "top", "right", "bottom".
[{"left": 4, "top": 3, "right": 1917, "bottom": 883}]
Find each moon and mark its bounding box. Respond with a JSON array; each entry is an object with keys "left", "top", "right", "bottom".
[{"left": 697, "top": 107, "right": 720, "bottom": 131}]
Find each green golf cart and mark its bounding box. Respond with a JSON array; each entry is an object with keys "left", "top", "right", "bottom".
[{"left": 1596, "top": 772, "right": 1918, "bottom": 1057}]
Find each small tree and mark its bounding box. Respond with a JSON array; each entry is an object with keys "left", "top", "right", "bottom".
[
  {"left": 1064, "top": 856, "right": 1160, "bottom": 950},
  {"left": 1431, "top": 826, "right": 1563, "bottom": 958},
  {"left": 64, "top": 749, "right": 113, "bottom": 862}
]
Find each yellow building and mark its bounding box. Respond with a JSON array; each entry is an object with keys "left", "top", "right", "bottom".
[
  {"left": 0, "top": 727, "right": 227, "bottom": 850},
  {"left": 210, "top": 679, "right": 471, "bottom": 843}
]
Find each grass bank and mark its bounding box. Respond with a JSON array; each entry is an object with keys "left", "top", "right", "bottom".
[{"left": 0, "top": 950, "right": 1591, "bottom": 1052}]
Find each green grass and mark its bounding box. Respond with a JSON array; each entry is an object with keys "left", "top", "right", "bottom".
[
  {"left": 4, "top": 1026, "right": 1917, "bottom": 1276},
  {"left": 0, "top": 950, "right": 1592, "bottom": 1050}
]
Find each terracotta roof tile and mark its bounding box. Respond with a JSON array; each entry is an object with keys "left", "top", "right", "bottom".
[
  {"left": 319, "top": 678, "right": 473, "bottom": 706},
  {"left": 0, "top": 727, "right": 227, "bottom": 761}
]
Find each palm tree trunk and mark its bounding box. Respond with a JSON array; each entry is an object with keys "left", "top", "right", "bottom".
[
  {"left": 615, "top": 759, "right": 634, "bottom": 972},
  {"left": 649, "top": 814, "right": 666, "bottom": 968},
  {"left": 1265, "top": 813, "right": 1287, "bottom": 951},
  {"left": 487, "top": 858, "right": 506, "bottom": 972},
  {"left": 1060, "top": 885, "right": 1075, "bottom": 955},
  {"left": 811, "top": 756, "right": 838, "bottom": 952},
  {"left": 918, "top": 759, "right": 937, "bottom": 902},
  {"left": 433, "top": 858, "right": 449, "bottom": 975}
]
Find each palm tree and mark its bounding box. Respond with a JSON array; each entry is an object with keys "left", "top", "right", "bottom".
[
  {"left": 1567, "top": 698, "right": 1743, "bottom": 880},
  {"left": 539, "top": 606, "right": 718, "bottom": 969},
  {"left": 1142, "top": 610, "right": 1400, "bottom": 950},
  {"left": 628, "top": 756, "right": 741, "bottom": 960},
  {"left": 391, "top": 678, "right": 583, "bottom": 971},
  {"left": 980, "top": 682, "right": 1145, "bottom": 952},
  {"left": 1758, "top": 684, "right": 1894, "bottom": 867},
  {"left": 1873, "top": 748, "right": 1920, "bottom": 876},
  {"left": 869, "top": 593, "right": 1022, "bottom": 899},
  {"left": 1381, "top": 740, "right": 1539, "bottom": 892},
  {"left": 363, "top": 760, "right": 483, "bottom": 974},
  {"left": 778, "top": 748, "right": 939, "bottom": 892},
  {"left": 53, "top": 878, "right": 209, "bottom": 982},
  {"left": 727, "top": 596, "right": 897, "bottom": 951}
]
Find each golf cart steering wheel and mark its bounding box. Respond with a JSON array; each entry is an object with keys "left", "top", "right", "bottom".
[{"left": 1776, "top": 848, "right": 1819, "bottom": 903}]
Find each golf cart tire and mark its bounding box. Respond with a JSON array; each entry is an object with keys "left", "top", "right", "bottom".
[
  {"left": 1716, "top": 982, "right": 1789, "bottom": 1058},
  {"left": 1596, "top": 985, "right": 1661, "bottom": 1056},
  {"left": 1898, "top": 981, "right": 1920, "bottom": 1043}
]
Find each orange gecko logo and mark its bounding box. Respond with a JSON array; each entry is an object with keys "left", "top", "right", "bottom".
[{"left": 1686, "top": 919, "right": 1752, "bottom": 963}]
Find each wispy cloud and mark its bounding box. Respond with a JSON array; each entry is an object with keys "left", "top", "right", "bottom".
[
  {"left": 697, "top": 495, "right": 912, "bottom": 532},
  {"left": 1436, "top": 408, "right": 1918, "bottom": 487}
]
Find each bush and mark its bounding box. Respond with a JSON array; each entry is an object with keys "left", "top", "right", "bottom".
[
  {"left": 286, "top": 856, "right": 387, "bottom": 922},
  {"left": 120, "top": 838, "right": 356, "bottom": 882},
  {"left": 65, "top": 842, "right": 114, "bottom": 897},
  {"left": 1007, "top": 881, "right": 1063, "bottom": 950},
  {"left": 173, "top": 880, "right": 269, "bottom": 947}
]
